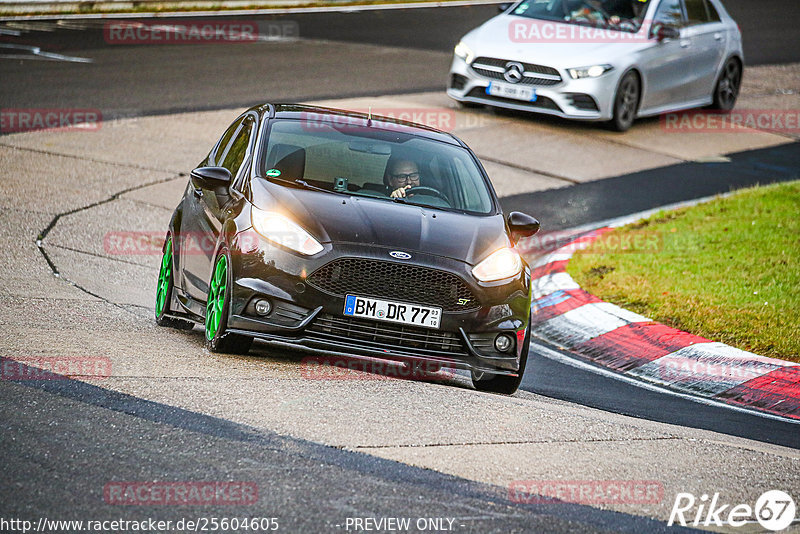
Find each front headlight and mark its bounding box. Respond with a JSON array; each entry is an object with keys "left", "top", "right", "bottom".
[
  {"left": 250, "top": 209, "right": 324, "bottom": 256},
  {"left": 454, "top": 41, "right": 475, "bottom": 64},
  {"left": 567, "top": 64, "right": 614, "bottom": 79},
  {"left": 472, "top": 248, "right": 522, "bottom": 282}
]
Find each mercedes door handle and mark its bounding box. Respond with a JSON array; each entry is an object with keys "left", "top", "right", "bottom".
[
  {"left": 713, "top": 33, "right": 723, "bottom": 41},
  {"left": 680, "top": 39, "right": 691, "bottom": 48}
]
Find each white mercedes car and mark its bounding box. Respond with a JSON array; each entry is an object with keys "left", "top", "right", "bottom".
[{"left": 447, "top": 0, "right": 743, "bottom": 130}]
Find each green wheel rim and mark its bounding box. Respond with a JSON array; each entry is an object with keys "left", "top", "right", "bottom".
[
  {"left": 205, "top": 254, "right": 227, "bottom": 341},
  {"left": 155, "top": 237, "right": 172, "bottom": 318}
]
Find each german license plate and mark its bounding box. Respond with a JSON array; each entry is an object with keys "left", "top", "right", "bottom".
[
  {"left": 343, "top": 295, "right": 441, "bottom": 329},
  {"left": 486, "top": 81, "right": 537, "bottom": 102}
]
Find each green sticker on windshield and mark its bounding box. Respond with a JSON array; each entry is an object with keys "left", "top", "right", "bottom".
[{"left": 266, "top": 168, "right": 281, "bottom": 177}]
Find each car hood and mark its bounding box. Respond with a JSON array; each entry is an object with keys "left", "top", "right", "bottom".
[
  {"left": 251, "top": 180, "right": 510, "bottom": 266},
  {"left": 465, "top": 14, "right": 651, "bottom": 66}
]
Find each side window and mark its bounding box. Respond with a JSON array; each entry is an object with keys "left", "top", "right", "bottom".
[
  {"left": 653, "top": 0, "right": 684, "bottom": 26},
  {"left": 684, "top": 0, "right": 709, "bottom": 25},
  {"left": 207, "top": 117, "right": 244, "bottom": 167},
  {"left": 705, "top": 0, "right": 721, "bottom": 22},
  {"left": 221, "top": 116, "right": 254, "bottom": 182}
]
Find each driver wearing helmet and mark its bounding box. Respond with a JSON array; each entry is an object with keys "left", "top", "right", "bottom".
[{"left": 384, "top": 158, "right": 422, "bottom": 199}]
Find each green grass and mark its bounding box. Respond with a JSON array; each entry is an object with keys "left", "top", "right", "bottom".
[{"left": 566, "top": 180, "right": 800, "bottom": 363}]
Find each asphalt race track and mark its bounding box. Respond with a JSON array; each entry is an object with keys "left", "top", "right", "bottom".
[
  {"left": 1, "top": 0, "right": 799, "bottom": 117},
  {"left": 1, "top": 1, "right": 800, "bottom": 532}
]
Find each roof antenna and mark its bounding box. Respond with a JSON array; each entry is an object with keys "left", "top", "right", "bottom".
[{"left": 367, "top": 106, "right": 372, "bottom": 127}]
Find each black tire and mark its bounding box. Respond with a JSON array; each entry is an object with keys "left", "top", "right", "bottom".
[
  {"left": 204, "top": 250, "right": 253, "bottom": 355},
  {"left": 471, "top": 329, "right": 530, "bottom": 395},
  {"left": 608, "top": 71, "right": 640, "bottom": 132},
  {"left": 155, "top": 234, "right": 194, "bottom": 330},
  {"left": 711, "top": 58, "right": 742, "bottom": 112}
]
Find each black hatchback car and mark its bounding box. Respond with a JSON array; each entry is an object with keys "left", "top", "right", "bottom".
[{"left": 155, "top": 104, "right": 540, "bottom": 394}]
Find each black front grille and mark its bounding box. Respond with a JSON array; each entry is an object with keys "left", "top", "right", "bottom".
[
  {"left": 306, "top": 258, "right": 479, "bottom": 312},
  {"left": 466, "top": 88, "right": 562, "bottom": 112},
  {"left": 308, "top": 313, "right": 466, "bottom": 355},
  {"left": 471, "top": 57, "right": 562, "bottom": 86}
]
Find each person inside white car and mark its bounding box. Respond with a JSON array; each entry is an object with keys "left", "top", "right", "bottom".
[
  {"left": 608, "top": 0, "right": 649, "bottom": 28},
  {"left": 568, "top": 0, "right": 648, "bottom": 30}
]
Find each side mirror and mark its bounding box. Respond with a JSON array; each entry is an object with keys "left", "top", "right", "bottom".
[
  {"left": 498, "top": 2, "right": 512, "bottom": 12},
  {"left": 507, "top": 211, "right": 540, "bottom": 243},
  {"left": 653, "top": 24, "right": 680, "bottom": 41},
  {"left": 190, "top": 166, "right": 232, "bottom": 190}
]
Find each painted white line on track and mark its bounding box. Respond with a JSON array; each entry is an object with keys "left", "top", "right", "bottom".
[
  {"left": 0, "top": 43, "right": 92, "bottom": 62},
  {"left": 532, "top": 340, "right": 800, "bottom": 426}
]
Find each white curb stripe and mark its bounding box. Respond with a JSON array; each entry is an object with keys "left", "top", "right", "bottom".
[
  {"left": 535, "top": 302, "right": 650, "bottom": 348},
  {"left": 532, "top": 272, "right": 580, "bottom": 299},
  {"left": 629, "top": 342, "right": 791, "bottom": 396},
  {"left": 532, "top": 252, "right": 572, "bottom": 268}
]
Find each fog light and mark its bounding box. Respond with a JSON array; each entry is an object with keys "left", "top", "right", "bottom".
[
  {"left": 494, "top": 333, "right": 514, "bottom": 353},
  {"left": 254, "top": 299, "right": 272, "bottom": 316}
]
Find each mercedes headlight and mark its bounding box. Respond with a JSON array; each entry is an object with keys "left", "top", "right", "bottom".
[
  {"left": 251, "top": 209, "right": 324, "bottom": 256},
  {"left": 454, "top": 41, "right": 475, "bottom": 64},
  {"left": 567, "top": 64, "right": 614, "bottom": 79},
  {"left": 472, "top": 248, "right": 522, "bottom": 282}
]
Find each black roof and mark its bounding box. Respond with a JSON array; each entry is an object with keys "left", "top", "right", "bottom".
[{"left": 252, "top": 103, "right": 463, "bottom": 146}]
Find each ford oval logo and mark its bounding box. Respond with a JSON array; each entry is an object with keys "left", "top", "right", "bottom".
[{"left": 389, "top": 251, "right": 411, "bottom": 260}]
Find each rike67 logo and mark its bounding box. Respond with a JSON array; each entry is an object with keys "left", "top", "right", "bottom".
[{"left": 669, "top": 490, "right": 796, "bottom": 531}]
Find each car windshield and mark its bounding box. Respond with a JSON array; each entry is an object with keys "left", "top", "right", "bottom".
[
  {"left": 260, "top": 118, "right": 495, "bottom": 215},
  {"left": 511, "top": 0, "right": 651, "bottom": 32}
]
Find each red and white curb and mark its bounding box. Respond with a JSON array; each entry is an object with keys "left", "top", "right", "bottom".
[{"left": 526, "top": 227, "right": 800, "bottom": 421}]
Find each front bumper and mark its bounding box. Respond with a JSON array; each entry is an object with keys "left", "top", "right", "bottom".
[
  {"left": 447, "top": 56, "right": 619, "bottom": 121},
  {"left": 224, "top": 231, "right": 532, "bottom": 376}
]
